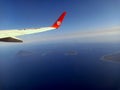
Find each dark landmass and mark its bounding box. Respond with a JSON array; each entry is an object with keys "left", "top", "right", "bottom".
[
  {"left": 101, "top": 52, "right": 120, "bottom": 62},
  {"left": 64, "top": 51, "right": 78, "bottom": 56}
]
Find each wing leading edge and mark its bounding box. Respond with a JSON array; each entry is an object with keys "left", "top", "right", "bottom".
[{"left": 0, "top": 11, "right": 67, "bottom": 42}]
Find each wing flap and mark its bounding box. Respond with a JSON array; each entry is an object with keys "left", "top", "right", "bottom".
[{"left": 0, "top": 37, "right": 23, "bottom": 42}]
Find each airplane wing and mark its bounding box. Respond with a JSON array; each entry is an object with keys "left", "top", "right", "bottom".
[{"left": 0, "top": 12, "right": 66, "bottom": 42}]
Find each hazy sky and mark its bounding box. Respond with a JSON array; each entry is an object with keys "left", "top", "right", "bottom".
[{"left": 0, "top": 0, "right": 120, "bottom": 43}]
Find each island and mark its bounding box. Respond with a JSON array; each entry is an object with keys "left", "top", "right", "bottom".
[
  {"left": 64, "top": 50, "right": 78, "bottom": 56},
  {"left": 101, "top": 52, "right": 120, "bottom": 62},
  {"left": 16, "top": 50, "right": 34, "bottom": 57}
]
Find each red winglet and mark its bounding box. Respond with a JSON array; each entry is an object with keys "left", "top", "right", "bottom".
[{"left": 52, "top": 12, "right": 67, "bottom": 29}]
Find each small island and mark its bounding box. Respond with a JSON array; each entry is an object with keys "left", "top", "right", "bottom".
[
  {"left": 64, "top": 50, "right": 78, "bottom": 56},
  {"left": 101, "top": 52, "right": 120, "bottom": 62},
  {"left": 16, "top": 50, "right": 34, "bottom": 57}
]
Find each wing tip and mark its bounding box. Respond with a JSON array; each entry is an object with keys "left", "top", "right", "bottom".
[{"left": 52, "top": 11, "right": 67, "bottom": 29}]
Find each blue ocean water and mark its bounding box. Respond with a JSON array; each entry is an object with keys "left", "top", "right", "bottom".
[{"left": 1, "top": 42, "right": 120, "bottom": 90}]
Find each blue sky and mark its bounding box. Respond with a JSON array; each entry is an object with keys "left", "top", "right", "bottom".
[{"left": 0, "top": 0, "right": 120, "bottom": 43}]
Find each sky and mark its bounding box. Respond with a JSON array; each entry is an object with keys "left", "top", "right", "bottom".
[{"left": 0, "top": 0, "right": 120, "bottom": 44}]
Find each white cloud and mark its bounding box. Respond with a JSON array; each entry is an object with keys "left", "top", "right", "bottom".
[
  {"left": 24, "top": 26, "right": 120, "bottom": 43},
  {"left": 0, "top": 26, "right": 120, "bottom": 46}
]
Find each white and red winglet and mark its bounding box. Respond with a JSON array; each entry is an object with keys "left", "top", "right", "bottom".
[
  {"left": 0, "top": 11, "right": 67, "bottom": 42},
  {"left": 52, "top": 12, "right": 67, "bottom": 29}
]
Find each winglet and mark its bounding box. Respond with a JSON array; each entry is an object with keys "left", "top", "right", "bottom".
[{"left": 52, "top": 12, "right": 67, "bottom": 29}]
